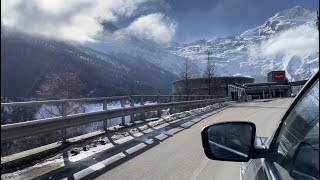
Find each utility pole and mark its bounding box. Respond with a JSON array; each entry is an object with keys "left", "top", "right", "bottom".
[{"left": 205, "top": 51, "right": 214, "bottom": 95}]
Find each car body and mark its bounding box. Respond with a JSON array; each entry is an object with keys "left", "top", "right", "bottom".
[
  {"left": 290, "top": 92, "right": 298, "bottom": 97},
  {"left": 202, "top": 71, "right": 319, "bottom": 180}
]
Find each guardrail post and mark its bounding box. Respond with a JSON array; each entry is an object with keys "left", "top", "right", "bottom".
[
  {"left": 197, "top": 96, "right": 201, "bottom": 108},
  {"left": 202, "top": 96, "right": 205, "bottom": 107},
  {"left": 201, "top": 96, "right": 205, "bottom": 107},
  {"left": 169, "top": 95, "right": 174, "bottom": 114},
  {"left": 61, "top": 102, "right": 67, "bottom": 143},
  {"left": 205, "top": 96, "right": 209, "bottom": 106},
  {"left": 103, "top": 100, "right": 108, "bottom": 131},
  {"left": 156, "top": 95, "right": 161, "bottom": 117},
  {"left": 130, "top": 96, "right": 134, "bottom": 123},
  {"left": 178, "top": 95, "right": 182, "bottom": 112},
  {"left": 187, "top": 96, "right": 191, "bottom": 110},
  {"left": 121, "top": 98, "right": 125, "bottom": 126},
  {"left": 140, "top": 96, "right": 145, "bottom": 120}
]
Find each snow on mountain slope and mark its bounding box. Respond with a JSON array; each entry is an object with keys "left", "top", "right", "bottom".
[
  {"left": 169, "top": 6, "right": 319, "bottom": 81},
  {"left": 83, "top": 24, "right": 202, "bottom": 77}
]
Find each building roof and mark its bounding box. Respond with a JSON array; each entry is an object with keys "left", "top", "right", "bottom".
[
  {"left": 289, "top": 80, "right": 308, "bottom": 86},
  {"left": 171, "top": 76, "right": 254, "bottom": 84},
  {"left": 244, "top": 82, "right": 277, "bottom": 87}
]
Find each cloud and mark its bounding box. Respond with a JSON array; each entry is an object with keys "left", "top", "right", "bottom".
[
  {"left": 124, "top": 13, "right": 176, "bottom": 44},
  {"left": 1, "top": 0, "right": 149, "bottom": 43},
  {"left": 260, "top": 24, "right": 319, "bottom": 56}
]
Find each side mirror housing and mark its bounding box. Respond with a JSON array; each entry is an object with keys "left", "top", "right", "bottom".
[{"left": 201, "top": 121, "right": 263, "bottom": 162}]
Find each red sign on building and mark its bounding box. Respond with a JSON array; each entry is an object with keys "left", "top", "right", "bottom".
[{"left": 273, "top": 72, "right": 285, "bottom": 80}]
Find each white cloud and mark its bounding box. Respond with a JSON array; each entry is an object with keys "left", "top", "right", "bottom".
[
  {"left": 1, "top": 0, "right": 149, "bottom": 43},
  {"left": 261, "top": 24, "right": 319, "bottom": 57},
  {"left": 125, "top": 13, "right": 176, "bottom": 44}
]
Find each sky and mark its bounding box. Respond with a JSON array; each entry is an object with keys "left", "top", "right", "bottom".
[
  {"left": 1, "top": 0, "right": 319, "bottom": 44},
  {"left": 162, "top": 0, "right": 319, "bottom": 42}
]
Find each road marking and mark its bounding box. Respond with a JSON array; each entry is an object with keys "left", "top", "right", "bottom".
[
  {"left": 142, "top": 129, "right": 154, "bottom": 133},
  {"left": 125, "top": 143, "right": 147, "bottom": 154},
  {"left": 153, "top": 122, "right": 170, "bottom": 129},
  {"left": 114, "top": 135, "right": 134, "bottom": 144},
  {"left": 155, "top": 133, "right": 169, "bottom": 141},
  {"left": 165, "top": 127, "right": 183, "bottom": 135},
  {"left": 180, "top": 121, "right": 194, "bottom": 128},
  {"left": 73, "top": 152, "right": 126, "bottom": 180},
  {"left": 188, "top": 158, "right": 209, "bottom": 180},
  {"left": 144, "top": 139, "right": 154, "bottom": 144},
  {"left": 132, "top": 132, "right": 144, "bottom": 137},
  {"left": 191, "top": 118, "right": 202, "bottom": 123}
]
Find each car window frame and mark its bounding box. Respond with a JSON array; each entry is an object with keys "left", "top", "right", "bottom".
[
  {"left": 267, "top": 71, "right": 319, "bottom": 150},
  {"left": 263, "top": 71, "right": 319, "bottom": 179}
]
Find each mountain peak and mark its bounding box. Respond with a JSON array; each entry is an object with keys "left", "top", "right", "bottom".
[
  {"left": 169, "top": 5, "right": 318, "bottom": 81},
  {"left": 272, "top": 5, "right": 315, "bottom": 21},
  {"left": 99, "top": 21, "right": 119, "bottom": 33},
  {"left": 240, "top": 5, "right": 316, "bottom": 38}
]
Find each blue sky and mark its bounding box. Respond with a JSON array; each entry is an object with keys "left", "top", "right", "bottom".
[
  {"left": 169, "top": 0, "right": 319, "bottom": 42},
  {"left": 117, "top": 0, "right": 319, "bottom": 43},
  {"left": 2, "top": 0, "right": 318, "bottom": 44}
]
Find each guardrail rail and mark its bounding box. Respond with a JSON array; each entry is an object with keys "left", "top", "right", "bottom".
[{"left": 1, "top": 95, "right": 229, "bottom": 147}]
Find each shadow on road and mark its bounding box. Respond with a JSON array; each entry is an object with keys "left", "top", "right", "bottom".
[
  {"left": 35, "top": 107, "right": 227, "bottom": 180},
  {"left": 230, "top": 105, "right": 288, "bottom": 109}
]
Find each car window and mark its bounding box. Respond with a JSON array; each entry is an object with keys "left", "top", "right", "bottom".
[{"left": 267, "top": 79, "right": 319, "bottom": 180}]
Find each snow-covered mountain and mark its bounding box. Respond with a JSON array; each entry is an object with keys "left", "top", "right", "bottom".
[
  {"left": 169, "top": 5, "right": 319, "bottom": 81},
  {"left": 83, "top": 23, "right": 201, "bottom": 77},
  {"left": 1, "top": 28, "right": 180, "bottom": 99}
]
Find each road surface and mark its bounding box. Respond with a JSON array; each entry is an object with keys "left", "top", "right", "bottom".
[{"left": 5, "top": 98, "right": 294, "bottom": 180}]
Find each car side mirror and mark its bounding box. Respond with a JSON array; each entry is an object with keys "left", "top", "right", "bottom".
[
  {"left": 290, "top": 142, "right": 319, "bottom": 180},
  {"left": 201, "top": 121, "right": 257, "bottom": 162}
]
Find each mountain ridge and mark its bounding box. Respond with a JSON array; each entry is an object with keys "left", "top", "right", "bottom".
[{"left": 168, "top": 5, "right": 319, "bottom": 82}]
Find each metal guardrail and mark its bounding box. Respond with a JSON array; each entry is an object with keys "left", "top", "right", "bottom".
[
  {"left": 1, "top": 95, "right": 222, "bottom": 107},
  {"left": 1, "top": 96, "right": 230, "bottom": 143}
]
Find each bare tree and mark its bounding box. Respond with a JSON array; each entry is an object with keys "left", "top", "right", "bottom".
[
  {"left": 37, "top": 71, "right": 86, "bottom": 100},
  {"left": 178, "top": 59, "right": 195, "bottom": 95},
  {"left": 37, "top": 71, "right": 87, "bottom": 117},
  {"left": 203, "top": 51, "right": 218, "bottom": 95}
]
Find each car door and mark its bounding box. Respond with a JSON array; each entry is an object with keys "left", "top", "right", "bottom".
[{"left": 243, "top": 73, "right": 319, "bottom": 180}]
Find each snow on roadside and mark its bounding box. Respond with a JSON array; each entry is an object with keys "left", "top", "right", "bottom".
[
  {"left": 1, "top": 101, "right": 232, "bottom": 179},
  {"left": 35, "top": 101, "right": 158, "bottom": 119}
]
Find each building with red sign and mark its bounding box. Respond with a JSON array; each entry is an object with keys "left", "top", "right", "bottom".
[
  {"left": 244, "top": 70, "right": 291, "bottom": 99},
  {"left": 267, "top": 71, "right": 287, "bottom": 84}
]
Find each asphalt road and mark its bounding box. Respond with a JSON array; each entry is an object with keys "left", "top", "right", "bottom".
[
  {"left": 5, "top": 98, "right": 294, "bottom": 180},
  {"left": 90, "top": 98, "right": 293, "bottom": 180}
]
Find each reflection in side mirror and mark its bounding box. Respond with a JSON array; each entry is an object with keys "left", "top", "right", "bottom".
[{"left": 201, "top": 121, "right": 256, "bottom": 162}]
